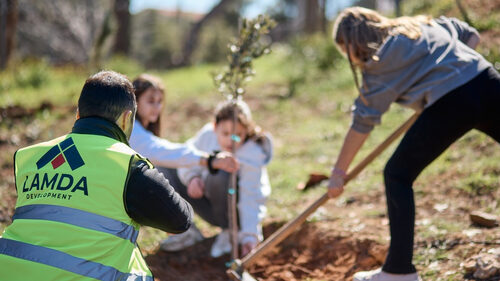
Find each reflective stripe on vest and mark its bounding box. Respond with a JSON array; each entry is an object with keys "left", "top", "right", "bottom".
[
  {"left": 0, "top": 238, "right": 153, "bottom": 281},
  {"left": 9, "top": 134, "right": 153, "bottom": 278},
  {"left": 13, "top": 204, "right": 139, "bottom": 244}
]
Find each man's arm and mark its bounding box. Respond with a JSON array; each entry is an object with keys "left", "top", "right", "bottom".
[{"left": 124, "top": 160, "right": 193, "bottom": 233}]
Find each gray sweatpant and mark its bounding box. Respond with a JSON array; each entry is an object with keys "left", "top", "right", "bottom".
[{"left": 158, "top": 168, "right": 234, "bottom": 228}]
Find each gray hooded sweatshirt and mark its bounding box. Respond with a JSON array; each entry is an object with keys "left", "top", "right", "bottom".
[
  {"left": 177, "top": 123, "right": 273, "bottom": 245},
  {"left": 351, "top": 16, "right": 492, "bottom": 133}
]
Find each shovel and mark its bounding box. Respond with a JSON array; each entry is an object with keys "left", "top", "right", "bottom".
[{"left": 227, "top": 113, "right": 419, "bottom": 281}]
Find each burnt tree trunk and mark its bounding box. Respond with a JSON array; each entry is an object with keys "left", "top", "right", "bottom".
[
  {"left": 455, "top": 0, "right": 473, "bottom": 26},
  {"left": 0, "top": 0, "right": 17, "bottom": 69},
  {"left": 112, "top": 0, "right": 130, "bottom": 55},
  {"left": 177, "top": 0, "right": 231, "bottom": 67},
  {"left": 301, "top": 0, "right": 322, "bottom": 34},
  {"left": 395, "top": 0, "right": 402, "bottom": 17},
  {"left": 320, "top": 0, "right": 327, "bottom": 34}
]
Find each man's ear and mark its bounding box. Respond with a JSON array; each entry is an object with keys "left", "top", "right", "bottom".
[
  {"left": 121, "top": 110, "right": 133, "bottom": 129},
  {"left": 75, "top": 108, "right": 80, "bottom": 120},
  {"left": 118, "top": 110, "right": 135, "bottom": 139}
]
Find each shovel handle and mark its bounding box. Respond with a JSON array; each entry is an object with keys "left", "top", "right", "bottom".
[{"left": 239, "top": 113, "right": 419, "bottom": 268}]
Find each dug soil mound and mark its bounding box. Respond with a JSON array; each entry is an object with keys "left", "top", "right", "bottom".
[{"left": 145, "top": 221, "right": 387, "bottom": 281}]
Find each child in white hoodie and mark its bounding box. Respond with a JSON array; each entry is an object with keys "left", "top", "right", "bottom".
[{"left": 160, "top": 99, "right": 273, "bottom": 258}]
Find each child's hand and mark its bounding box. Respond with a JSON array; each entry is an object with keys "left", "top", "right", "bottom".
[
  {"left": 212, "top": 151, "right": 239, "bottom": 173},
  {"left": 241, "top": 241, "right": 257, "bottom": 257},
  {"left": 187, "top": 177, "right": 205, "bottom": 199},
  {"left": 240, "top": 235, "right": 258, "bottom": 257}
]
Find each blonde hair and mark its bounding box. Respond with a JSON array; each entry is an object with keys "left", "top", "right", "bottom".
[
  {"left": 333, "top": 7, "right": 431, "bottom": 64},
  {"left": 332, "top": 7, "right": 432, "bottom": 104}
]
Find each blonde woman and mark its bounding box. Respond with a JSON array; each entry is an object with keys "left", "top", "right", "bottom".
[{"left": 328, "top": 7, "right": 500, "bottom": 281}]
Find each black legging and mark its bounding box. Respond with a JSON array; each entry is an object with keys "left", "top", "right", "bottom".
[{"left": 382, "top": 67, "right": 500, "bottom": 274}]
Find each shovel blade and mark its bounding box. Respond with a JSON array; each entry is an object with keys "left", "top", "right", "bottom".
[
  {"left": 241, "top": 271, "right": 257, "bottom": 281},
  {"left": 227, "top": 269, "right": 257, "bottom": 281}
]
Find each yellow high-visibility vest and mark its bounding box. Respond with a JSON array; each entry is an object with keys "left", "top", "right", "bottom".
[{"left": 0, "top": 133, "right": 153, "bottom": 281}]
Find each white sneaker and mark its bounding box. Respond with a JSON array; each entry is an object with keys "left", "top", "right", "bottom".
[
  {"left": 353, "top": 268, "right": 421, "bottom": 281},
  {"left": 210, "top": 229, "right": 232, "bottom": 258},
  {"left": 160, "top": 225, "right": 204, "bottom": 252}
]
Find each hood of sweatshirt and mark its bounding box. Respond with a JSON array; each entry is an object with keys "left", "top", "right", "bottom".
[
  {"left": 192, "top": 123, "right": 273, "bottom": 168},
  {"left": 237, "top": 131, "right": 273, "bottom": 167},
  {"left": 362, "top": 32, "right": 429, "bottom": 77}
]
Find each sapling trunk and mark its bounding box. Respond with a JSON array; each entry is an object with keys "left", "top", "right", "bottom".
[
  {"left": 213, "top": 14, "right": 276, "bottom": 262},
  {"left": 228, "top": 100, "right": 239, "bottom": 260}
]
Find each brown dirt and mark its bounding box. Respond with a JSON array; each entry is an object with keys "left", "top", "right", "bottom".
[
  {"left": 145, "top": 221, "right": 387, "bottom": 281},
  {"left": 248, "top": 222, "right": 386, "bottom": 281},
  {"left": 0, "top": 102, "right": 53, "bottom": 121},
  {"left": 143, "top": 165, "right": 500, "bottom": 281},
  {"left": 1, "top": 103, "right": 499, "bottom": 281},
  {"left": 145, "top": 235, "right": 228, "bottom": 281}
]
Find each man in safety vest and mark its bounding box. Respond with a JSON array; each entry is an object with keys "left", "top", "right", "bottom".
[{"left": 0, "top": 70, "right": 194, "bottom": 281}]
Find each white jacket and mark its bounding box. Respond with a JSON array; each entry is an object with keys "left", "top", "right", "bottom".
[
  {"left": 129, "top": 120, "right": 206, "bottom": 168},
  {"left": 178, "top": 123, "right": 273, "bottom": 244}
]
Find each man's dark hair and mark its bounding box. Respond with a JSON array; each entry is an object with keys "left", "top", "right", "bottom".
[{"left": 78, "top": 71, "right": 136, "bottom": 122}]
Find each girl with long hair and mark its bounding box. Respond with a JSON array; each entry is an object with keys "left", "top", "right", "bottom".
[{"left": 329, "top": 7, "right": 499, "bottom": 281}]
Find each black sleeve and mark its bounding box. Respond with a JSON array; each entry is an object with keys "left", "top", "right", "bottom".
[{"left": 124, "top": 160, "right": 193, "bottom": 234}]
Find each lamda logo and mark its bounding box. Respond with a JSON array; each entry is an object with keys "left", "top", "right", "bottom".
[
  {"left": 22, "top": 137, "right": 88, "bottom": 200},
  {"left": 36, "top": 137, "right": 85, "bottom": 170}
]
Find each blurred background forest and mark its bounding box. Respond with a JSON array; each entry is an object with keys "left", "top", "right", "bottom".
[
  {"left": 2, "top": 0, "right": 346, "bottom": 69},
  {"left": 0, "top": 0, "right": 498, "bottom": 109},
  {"left": 1, "top": 0, "right": 497, "bottom": 71},
  {"left": 1, "top": 1, "right": 500, "bottom": 279}
]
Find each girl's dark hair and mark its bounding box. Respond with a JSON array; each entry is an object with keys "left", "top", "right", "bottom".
[
  {"left": 132, "top": 74, "right": 165, "bottom": 136},
  {"left": 78, "top": 70, "right": 136, "bottom": 123},
  {"left": 214, "top": 99, "right": 265, "bottom": 144}
]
